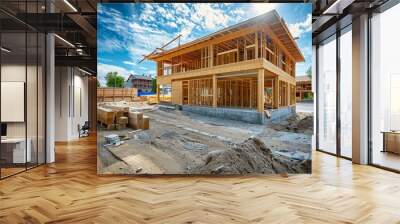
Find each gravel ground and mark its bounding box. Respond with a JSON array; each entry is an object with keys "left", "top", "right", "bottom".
[{"left": 97, "top": 107, "right": 313, "bottom": 175}]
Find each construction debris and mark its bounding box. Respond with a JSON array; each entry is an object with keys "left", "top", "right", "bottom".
[
  {"left": 98, "top": 107, "right": 312, "bottom": 175},
  {"left": 105, "top": 134, "right": 120, "bottom": 145},
  {"left": 269, "top": 113, "right": 313, "bottom": 135},
  {"left": 195, "top": 137, "right": 310, "bottom": 174}
]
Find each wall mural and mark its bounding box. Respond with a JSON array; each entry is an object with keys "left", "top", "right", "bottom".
[{"left": 97, "top": 3, "right": 313, "bottom": 175}]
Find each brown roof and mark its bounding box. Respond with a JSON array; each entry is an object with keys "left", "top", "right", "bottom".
[
  {"left": 296, "top": 75, "right": 311, "bottom": 82},
  {"left": 146, "top": 10, "right": 304, "bottom": 62}
]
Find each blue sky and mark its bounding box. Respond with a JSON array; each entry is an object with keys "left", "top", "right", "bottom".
[{"left": 98, "top": 3, "right": 312, "bottom": 86}]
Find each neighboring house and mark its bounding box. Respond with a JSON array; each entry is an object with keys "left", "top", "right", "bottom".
[
  {"left": 125, "top": 74, "right": 153, "bottom": 93},
  {"left": 296, "top": 75, "right": 313, "bottom": 102},
  {"left": 146, "top": 10, "right": 304, "bottom": 123}
]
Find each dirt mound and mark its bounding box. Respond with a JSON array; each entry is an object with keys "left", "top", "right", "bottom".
[
  {"left": 270, "top": 113, "right": 313, "bottom": 134},
  {"left": 194, "top": 138, "right": 311, "bottom": 174}
]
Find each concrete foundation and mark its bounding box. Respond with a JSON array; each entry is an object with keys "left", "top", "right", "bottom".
[
  {"left": 180, "top": 105, "right": 296, "bottom": 124},
  {"left": 181, "top": 106, "right": 263, "bottom": 124},
  {"left": 267, "top": 106, "right": 296, "bottom": 123}
]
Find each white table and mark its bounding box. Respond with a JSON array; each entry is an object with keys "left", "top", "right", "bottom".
[{"left": 1, "top": 138, "right": 31, "bottom": 163}]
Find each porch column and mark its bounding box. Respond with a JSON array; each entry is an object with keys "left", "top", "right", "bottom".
[
  {"left": 156, "top": 84, "right": 160, "bottom": 103},
  {"left": 274, "top": 77, "right": 280, "bottom": 108},
  {"left": 257, "top": 69, "right": 265, "bottom": 112},
  {"left": 287, "top": 82, "right": 291, "bottom": 106},
  {"left": 212, "top": 75, "right": 217, "bottom": 107},
  {"left": 255, "top": 31, "right": 259, "bottom": 59}
]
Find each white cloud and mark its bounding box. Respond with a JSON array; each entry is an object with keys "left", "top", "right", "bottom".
[
  {"left": 98, "top": 38, "right": 124, "bottom": 52},
  {"left": 97, "top": 63, "right": 133, "bottom": 86},
  {"left": 171, "top": 3, "right": 191, "bottom": 17},
  {"left": 123, "top": 61, "right": 136, "bottom": 66},
  {"left": 99, "top": 6, "right": 176, "bottom": 63},
  {"left": 139, "top": 4, "right": 156, "bottom": 22},
  {"left": 288, "top": 14, "right": 312, "bottom": 38},
  {"left": 251, "top": 3, "right": 277, "bottom": 16},
  {"left": 192, "top": 4, "right": 229, "bottom": 30},
  {"left": 166, "top": 21, "right": 178, "bottom": 28}
]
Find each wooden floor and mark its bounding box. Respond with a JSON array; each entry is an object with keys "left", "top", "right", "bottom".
[{"left": 1, "top": 135, "right": 400, "bottom": 223}]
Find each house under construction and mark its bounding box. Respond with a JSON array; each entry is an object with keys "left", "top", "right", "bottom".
[{"left": 146, "top": 10, "right": 304, "bottom": 124}]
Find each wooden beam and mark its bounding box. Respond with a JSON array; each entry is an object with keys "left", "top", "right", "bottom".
[
  {"left": 274, "top": 76, "right": 279, "bottom": 108},
  {"left": 156, "top": 84, "right": 160, "bottom": 103},
  {"left": 213, "top": 75, "right": 217, "bottom": 107},
  {"left": 216, "top": 48, "right": 238, "bottom": 56},
  {"left": 257, "top": 69, "right": 264, "bottom": 112},
  {"left": 255, "top": 31, "right": 258, "bottom": 59},
  {"left": 287, "top": 81, "right": 290, "bottom": 107}
]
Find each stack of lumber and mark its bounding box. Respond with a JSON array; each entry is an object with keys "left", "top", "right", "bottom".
[
  {"left": 147, "top": 96, "right": 158, "bottom": 105},
  {"left": 97, "top": 107, "right": 115, "bottom": 127},
  {"left": 142, "top": 116, "right": 150, "bottom": 130},
  {"left": 128, "top": 112, "right": 143, "bottom": 129},
  {"left": 127, "top": 112, "right": 150, "bottom": 130},
  {"left": 98, "top": 105, "right": 150, "bottom": 130},
  {"left": 103, "top": 104, "right": 130, "bottom": 113},
  {"left": 97, "top": 88, "right": 137, "bottom": 102},
  {"left": 147, "top": 95, "right": 171, "bottom": 104},
  {"left": 117, "top": 116, "right": 128, "bottom": 130}
]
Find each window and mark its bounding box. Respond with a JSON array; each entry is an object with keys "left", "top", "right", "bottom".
[
  {"left": 340, "top": 27, "right": 352, "bottom": 158},
  {"left": 370, "top": 3, "right": 400, "bottom": 171},
  {"left": 0, "top": 2, "right": 46, "bottom": 179},
  {"left": 317, "top": 35, "right": 337, "bottom": 154}
]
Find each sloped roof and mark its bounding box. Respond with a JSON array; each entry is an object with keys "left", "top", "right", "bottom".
[
  {"left": 127, "top": 74, "right": 153, "bottom": 81},
  {"left": 147, "top": 10, "right": 304, "bottom": 62},
  {"left": 296, "top": 75, "right": 311, "bottom": 82}
]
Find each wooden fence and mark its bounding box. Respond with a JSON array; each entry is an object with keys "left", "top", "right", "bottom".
[{"left": 97, "top": 88, "right": 138, "bottom": 102}]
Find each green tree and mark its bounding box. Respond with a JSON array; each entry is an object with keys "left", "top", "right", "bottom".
[
  {"left": 151, "top": 78, "right": 157, "bottom": 93},
  {"left": 306, "top": 66, "right": 311, "bottom": 79},
  {"left": 97, "top": 79, "right": 100, "bottom": 87},
  {"left": 105, "top": 72, "right": 125, "bottom": 88}
]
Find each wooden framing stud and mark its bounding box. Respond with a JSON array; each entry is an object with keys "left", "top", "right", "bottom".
[
  {"left": 156, "top": 84, "right": 160, "bottom": 103},
  {"left": 212, "top": 75, "right": 217, "bottom": 107},
  {"left": 257, "top": 69, "right": 265, "bottom": 113}
]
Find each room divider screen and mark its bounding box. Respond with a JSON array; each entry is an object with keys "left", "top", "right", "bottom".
[{"left": 0, "top": 1, "right": 46, "bottom": 179}]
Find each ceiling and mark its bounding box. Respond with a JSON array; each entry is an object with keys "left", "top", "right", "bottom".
[
  {"left": 0, "top": 0, "right": 99, "bottom": 74},
  {"left": 312, "top": 0, "right": 390, "bottom": 43}
]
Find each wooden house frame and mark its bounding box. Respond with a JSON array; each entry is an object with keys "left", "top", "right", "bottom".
[
  {"left": 296, "top": 76, "right": 313, "bottom": 102},
  {"left": 146, "top": 10, "right": 304, "bottom": 114}
]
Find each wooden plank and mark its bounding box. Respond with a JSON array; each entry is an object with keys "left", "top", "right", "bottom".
[
  {"left": 128, "top": 112, "right": 143, "bottom": 130},
  {"left": 257, "top": 69, "right": 265, "bottom": 112},
  {"left": 255, "top": 31, "right": 258, "bottom": 59},
  {"left": 142, "top": 115, "right": 150, "bottom": 130},
  {"left": 171, "top": 81, "right": 183, "bottom": 105}
]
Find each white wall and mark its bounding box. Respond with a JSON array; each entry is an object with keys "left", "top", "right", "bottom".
[{"left": 54, "top": 67, "right": 89, "bottom": 141}]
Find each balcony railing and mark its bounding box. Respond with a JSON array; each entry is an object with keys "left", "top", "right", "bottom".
[{"left": 160, "top": 44, "right": 295, "bottom": 77}]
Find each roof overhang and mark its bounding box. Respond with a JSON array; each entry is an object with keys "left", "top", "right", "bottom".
[{"left": 147, "top": 10, "right": 304, "bottom": 62}]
